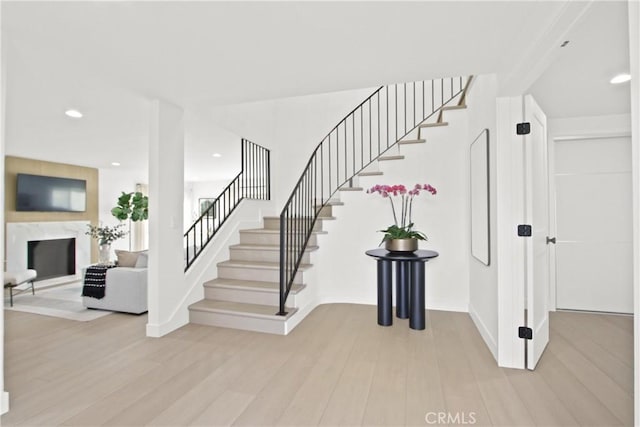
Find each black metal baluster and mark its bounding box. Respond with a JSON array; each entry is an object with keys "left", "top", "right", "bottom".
[
  {"left": 404, "top": 82, "right": 407, "bottom": 135},
  {"left": 360, "top": 105, "right": 364, "bottom": 169},
  {"left": 369, "top": 98, "right": 372, "bottom": 163},
  {"left": 377, "top": 91, "right": 380, "bottom": 156},
  {"left": 431, "top": 80, "right": 434, "bottom": 113},
  {"left": 348, "top": 119, "right": 352, "bottom": 185},
  {"left": 395, "top": 84, "right": 398, "bottom": 142}
]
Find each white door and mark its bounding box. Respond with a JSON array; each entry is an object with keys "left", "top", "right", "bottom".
[
  {"left": 554, "top": 135, "right": 633, "bottom": 313},
  {"left": 524, "top": 95, "right": 550, "bottom": 370}
]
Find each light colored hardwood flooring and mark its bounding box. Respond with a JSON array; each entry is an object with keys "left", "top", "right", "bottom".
[{"left": 1, "top": 304, "right": 634, "bottom": 426}]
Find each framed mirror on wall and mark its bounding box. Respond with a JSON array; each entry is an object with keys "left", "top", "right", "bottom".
[{"left": 470, "top": 128, "right": 490, "bottom": 265}]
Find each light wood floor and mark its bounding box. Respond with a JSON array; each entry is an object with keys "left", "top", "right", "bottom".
[{"left": 2, "top": 304, "right": 634, "bottom": 426}]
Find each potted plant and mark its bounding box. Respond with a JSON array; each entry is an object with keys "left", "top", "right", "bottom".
[
  {"left": 367, "top": 183, "right": 437, "bottom": 252},
  {"left": 111, "top": 191, "right": 149, "bottom": 250},
  {"left": 111, "top": 191, "right": 149, "bottom": 222},
  {"left": 85, "top": 223, "right": 128, "bottom": 264}
]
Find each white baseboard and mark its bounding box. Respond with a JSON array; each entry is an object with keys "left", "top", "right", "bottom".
[
  {"left": 2, "top": 391, "right": 9, "bottom": 415},
  {"left": 469, "top": 303, "right": 498, "bottom": 361},
  {"left": 146, "top": 313, "right": 189, "bottom": 338}
]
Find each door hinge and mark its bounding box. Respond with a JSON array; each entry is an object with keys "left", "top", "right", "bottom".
[
  {"left": 516, "top": 122, "right": 531, "bottom": 135},
  {"left": 517, "top": 224, "right": 532, "bottom": 237},
  {"left": 519, "top": 326, "right": 533, "bottom": 340}
]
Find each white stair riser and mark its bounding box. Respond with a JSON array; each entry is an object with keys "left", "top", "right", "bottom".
[
  {"left": 189, "top": 310, "right": 287, "bottom": 335},
  {"left": 230, "top": 248, "right": 311, "bottom": 264},
  {"left": 263, "top": 217, "right": 323, "bottom": 232},
  {"left": 204, "top": 285, "right": 307, "bottom": 307},
  {"left": 218, "top": 265, "right": 305, "bottom": 284},
  {"left": 239, "top": 232, "right": 317, "bottom": 246}
]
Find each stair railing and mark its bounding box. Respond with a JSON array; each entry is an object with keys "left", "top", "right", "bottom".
[
  {"left": 278, "top": 76, "right": 471, "bottom": 314},
  {"left": 184, "top": 138, "right": 270, "bottom": 270}
]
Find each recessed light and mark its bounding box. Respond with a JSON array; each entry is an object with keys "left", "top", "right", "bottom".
[
  {"left": 212, "top": 153, "right": 222, "bottom": 158},
  {"left": 65, "top": 109, "right": 83, "bottom": 118},
  {"left": 111, "top": 162, "right": 121, "bottom": 166},
  {"left": 610, "top": 73, "right": 631, "bottom": 84}
]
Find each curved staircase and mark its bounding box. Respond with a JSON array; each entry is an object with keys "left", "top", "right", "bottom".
[{"left": 189, "top": 76, "right": 473, "bottom": 334}]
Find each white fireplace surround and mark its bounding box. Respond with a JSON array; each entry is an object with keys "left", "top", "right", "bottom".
[{"left": 6, "top": 221, "right": 92, "bottom": 288}]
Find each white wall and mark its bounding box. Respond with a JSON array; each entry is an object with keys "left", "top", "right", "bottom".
[
  {"left": 183, "top": 179, "right": 230, "bottom": 230},
  {"left": 211, "top": 86, "right": 375, "bottom": 206},
  {"left": 466, "top": 75, "right": 500, "bottom": 360},
  {"left": 1, "top": 1, "right": 8, "bottom": 410},
  {"left": 270, "top": 88, "right": 375, "bottom": 205},
  {"left": 147, "top": 99, "right": 186, "bottom": 337},
  {"left": 627, "top": 0, "right": 639, "bottom": 423},
  {"left": 313, "top": 96, "right": 472, "bottom": 312}
]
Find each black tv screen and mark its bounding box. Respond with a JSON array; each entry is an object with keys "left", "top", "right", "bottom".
[{"left": 16, "top": 173, "right": 87, "bottom": 212}]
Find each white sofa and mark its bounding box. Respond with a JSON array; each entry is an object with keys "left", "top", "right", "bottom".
[{"left": 82, "top": 267, "right": 148, "bottom": 314}]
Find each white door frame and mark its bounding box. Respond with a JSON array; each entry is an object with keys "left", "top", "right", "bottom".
[
  {"left": 496, "top": 96, "right": 527, "bottom": 369},
  {"left": 548, "top": 132, "right": 632, "bottom": 311}
]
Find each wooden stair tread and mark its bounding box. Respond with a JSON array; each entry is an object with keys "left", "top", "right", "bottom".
[
  {"left": 229, "top": 243, "right": 320, "bottom": 252},
  {"left": 218, "top": 259, "right": 313, "bottom": 271},
  {"left": 338, "top": 187, "right": 363, "bottom": 191},
  {"left": 441, "top": 104, "right": 467, "bottom": 111},
  {"left": 419, "top": 122, "right": 448, "bottom": 128},
  {"left": 203, "top": 278, "right": 305, "bottom": 294},
  {"left": 189, "top": 299, "right": 297, "bottom": 320},
  {"left": 378, "top": 155, "right": 405, "bottom": 161},
  {"left": 399, "top": 139, "right": 426, "bottom": 145},
  {"left": 241, "top": 228, "right": 328, "bottom": 235},
  {"left": 263, "top": 216, "right": 335, "bottom": 222},
  {"left": 358, "top": 171, "right": 383, "bottom": 176}
]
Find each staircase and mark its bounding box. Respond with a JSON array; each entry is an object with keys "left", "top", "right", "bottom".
[
  {"left": 188, "top": 76, "right": 472, "bottom": 334},
  {"left": 188, "top": 201, "right": 343, "bottom": 334}
]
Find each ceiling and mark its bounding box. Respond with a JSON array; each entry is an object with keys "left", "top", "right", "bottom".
[
  {"left": 2, "top": 1, "right": 631, "bottom": 181},
  {"left": 529, "top": 1, "right": 630, "bottom": 118}
]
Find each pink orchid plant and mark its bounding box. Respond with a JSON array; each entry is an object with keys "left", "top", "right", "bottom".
[{"left": 367, "top": 183, "right": 437, "bottom": 243}]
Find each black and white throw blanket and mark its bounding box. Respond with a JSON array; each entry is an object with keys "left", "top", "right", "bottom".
[{"left": 82, "top": 265, "right": 115, "bottom": 299}]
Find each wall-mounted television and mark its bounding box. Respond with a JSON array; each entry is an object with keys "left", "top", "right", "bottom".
[{"left": 16, "top": 173, "right": 87, "bottom": 212}]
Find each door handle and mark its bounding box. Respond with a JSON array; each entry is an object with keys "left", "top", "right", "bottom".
[{"left": 546, "top": 236, "right": 556, "bottom": 245}]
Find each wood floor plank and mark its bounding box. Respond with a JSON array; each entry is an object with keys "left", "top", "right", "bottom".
[
  {"left": 189, "top": 390, "right": 255, "bottom": 426},
  {"left": 504, "top": 369, "right": 580, "bottom": 427},
  {"left": 361, "top": 322, "right": 409, "bottom": 426},
  {"left": 276, "top": 306, "right": 362, "bottom": 426},
  {"left": 553, "top": 311, "right": 633, "bottom": 367},
  {"left": 452, "top": 313, "right": 536, "bottom": 426},
  {"left": 428, "top": 311, "right": 492, "bottom": 425},
  {"left": 551, "top": 315, "right": 634, "bottom": 395},
  {"left": 235, "top": 305, "right": 354, "bottom": 426},
  {"left": 404, "top": 326, "right": 447, "bottom": 426},
  {"left": 319, "top": 305, "right": 380, "bottom": 426},
  {"left": 1, "top": 305, "right": 634, "bottom": 427},
  {"left": 547, "top": 330, "right": 633, "bottom": 425},
  {"left": 535, "top": 351, "right": 624, "bottom": 426}
]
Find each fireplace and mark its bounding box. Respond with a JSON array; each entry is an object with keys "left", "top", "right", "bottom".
[
  {"left": 27, "top": 238, "right": 76, "bottom": 280},
  {"left": 6, "top": 221, "right": 91, "bottom": 288}
]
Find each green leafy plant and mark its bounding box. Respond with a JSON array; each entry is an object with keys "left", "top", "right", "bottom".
[
  {"left": 85, "top": 223, "right": 128, "bottom": 245},
  {"left": 111, "top": 191, "right": 149, "bottom": 222},
  {"left": 367, "top": 183, "right": 437, "bottom": 245}
]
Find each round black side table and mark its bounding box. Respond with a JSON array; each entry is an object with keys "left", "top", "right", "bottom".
[{"left": 365, "top": 249, "right": 439, "bottom": 330}]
